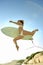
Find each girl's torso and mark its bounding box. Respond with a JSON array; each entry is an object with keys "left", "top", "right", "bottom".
[{"left": 18, "top": 25, "right": 23, "bottom": 36}]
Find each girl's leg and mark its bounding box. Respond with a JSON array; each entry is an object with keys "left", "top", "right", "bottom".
[
  {"left": 23, "top": 29, "right": 38, "bottom": 36},
  {"left": 13, "top": 36, "right": 24, "bottom": 50}
]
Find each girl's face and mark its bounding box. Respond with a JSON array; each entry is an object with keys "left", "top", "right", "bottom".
[{"left": 17, "top": 21, "right": 22, "bottom": 25}]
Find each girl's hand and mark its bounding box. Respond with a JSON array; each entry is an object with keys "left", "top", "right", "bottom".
[{"left": 9, "top": 21, "right": 12, "bottom": 22}]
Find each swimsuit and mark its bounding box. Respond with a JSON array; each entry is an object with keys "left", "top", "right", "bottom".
[
  {"left": 19, "top": 31, "right": 23, "bottom": 36},
  {"left": 19, "top": 25, "right": 23, "bottom": 36}
]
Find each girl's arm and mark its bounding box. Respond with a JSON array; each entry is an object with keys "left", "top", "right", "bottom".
[{"left": 9, "top": 21, "right": 19, "bottom": 25}]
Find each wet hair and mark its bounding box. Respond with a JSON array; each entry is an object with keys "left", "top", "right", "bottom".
[{"left": 18, "top": 20, "right": 24, "bottom": 26}]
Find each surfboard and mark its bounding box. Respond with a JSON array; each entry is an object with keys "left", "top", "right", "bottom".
[{"left": 1, "top": 27, "right": 33, "bottom": 40}]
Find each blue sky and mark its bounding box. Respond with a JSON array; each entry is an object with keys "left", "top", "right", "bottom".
[{"left": 0, "top": 0, "right": 43, "bottom": 47}]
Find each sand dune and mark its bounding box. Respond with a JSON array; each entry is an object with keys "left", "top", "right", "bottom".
[
  {"left": 0, "top": 61, "right": 43, "bottom": 65},
  {"left": 22, "top": 51, "right": 43, "bottom": 65},
  {"left": 0, "top": 51, "right": 43, "bottom": 65},
  {"left": 22, "top": 63, "right": 43, "bottom": 65}
]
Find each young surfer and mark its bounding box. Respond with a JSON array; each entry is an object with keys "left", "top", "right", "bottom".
[{"left": 9, "top": 20, "right": 38, "bottom": 50}]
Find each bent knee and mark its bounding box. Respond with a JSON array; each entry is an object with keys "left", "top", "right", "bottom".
[{"left": 13, "top": 38, "right": 16, "bottom": 42}]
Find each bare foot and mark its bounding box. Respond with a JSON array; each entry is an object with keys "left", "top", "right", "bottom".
[
  {"left": 33, "top": 29, "right": 39, "bottom": 32},
  {"left": 32, "top": 29, "right": 39, "bottom": 36},
  {"left": 35, "top": 29, "right": 39, "bottom": 31},
  {"left": 16, "top": 45, "right": 19, "bottom": 51}
]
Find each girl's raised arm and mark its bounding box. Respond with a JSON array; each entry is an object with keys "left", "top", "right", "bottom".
[{"left": 9, "top": 21, "right": 19, "bottom": 25}]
